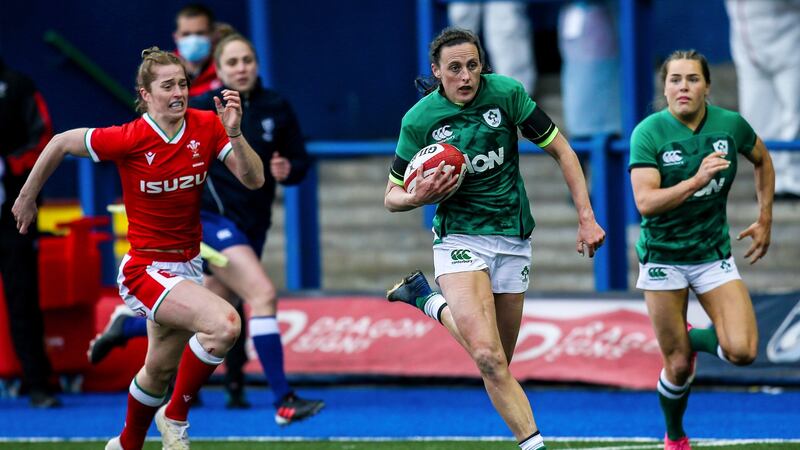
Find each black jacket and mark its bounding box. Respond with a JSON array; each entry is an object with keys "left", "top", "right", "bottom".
[
  {"left": 0, "top": 59, "right": 52, "bottom": 227},
  {"left": 190, "top": 82, "right": 312, "bottom": 237}
]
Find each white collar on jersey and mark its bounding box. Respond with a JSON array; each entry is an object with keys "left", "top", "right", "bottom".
[{"left": 143, "top": 113, "right": 186, "bottom": 144}]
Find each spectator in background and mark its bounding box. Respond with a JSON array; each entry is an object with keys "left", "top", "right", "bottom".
[
  {"left": 0, "top": 58, "right": 61, "bottom": 409},
  {"left": 173, "top": 3, "right": 223, "bottom": 97},
  {"left": 558, "top": 0, "right": 621, "bottom": 138},
  {"left": 725, "top": 0, "right": 800, "bottom": 199},
  {"left": 191, "top": 33, "right": 322, "bottom": 425},
  {"left": 448, "top": 1, "right": 536, "bottom": 95}
]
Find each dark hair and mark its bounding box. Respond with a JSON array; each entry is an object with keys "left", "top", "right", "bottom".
[
  {"left": 135, "top": 47, "right": 188, "bottom": 113},
  {"left": 175, "top": 3, "right": 215, "bottom": 27},
  {"left": 213, "top": 33, "right": 258, "bottom": 67},
  {"left": 415, "top": 27, "right": 490, "bottom": 95},
  {"left": 659, "top": 49, "right": 711, "bottom": 85}
]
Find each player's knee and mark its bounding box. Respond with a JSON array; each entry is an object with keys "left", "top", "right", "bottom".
[
  {"left": 471, "top": 347, "right": 506, "bottom": 379},
  {"left": 725, "top": 345, "right": 757, "bottom": 366},
  {"left": 665, "top": 355, "right": 693, "bottom": 381},
  {"left": 247, "top": 291, "right": 277, "bottom": 314},
  {"left": 210, "top": 306, "right": 241, "bottom": 349}
]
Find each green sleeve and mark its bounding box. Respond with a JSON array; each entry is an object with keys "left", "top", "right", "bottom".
[
  {"left": 628, "top": 123, "right": 658, "bottom": 170},
  {"left": 733, "top": 112, "right": 757, "bottom": 155},
  {"left": 395, "top": 117, "right": 423, "bottom": 162},
  {"left": 391, "top": 117, "right": 425, "bottom": 185},
  {"left": 508, "top": 78, "right": 536, "bottom": 126}
]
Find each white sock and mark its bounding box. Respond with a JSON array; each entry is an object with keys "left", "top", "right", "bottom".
[
  {"left": 519, "top": 430, "right": 545, "bottom": 450},
  {"left": 422, "top": 293, "right": 447, "bottom": 323},
  {"left": 657, "top": 369, "right": 691, "bottom": 399}
]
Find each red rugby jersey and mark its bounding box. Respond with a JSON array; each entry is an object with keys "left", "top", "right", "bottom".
[{"left": 85, "top": 109, "right": 232, "bottom": 251}]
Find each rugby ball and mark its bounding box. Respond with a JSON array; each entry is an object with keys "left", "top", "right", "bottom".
[{"left": 403, "top": 143, "right": 467, "bottom": 203}]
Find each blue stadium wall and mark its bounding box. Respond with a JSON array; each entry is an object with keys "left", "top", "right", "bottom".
[{"left": 1, "top": 0, "right": 730, "bottom": 196}]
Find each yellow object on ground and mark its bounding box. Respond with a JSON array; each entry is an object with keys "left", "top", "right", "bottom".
[{"left": 38, "top": 202, "right": 83, "bottom": 234}]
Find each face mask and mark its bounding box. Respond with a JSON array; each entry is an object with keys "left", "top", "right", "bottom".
[{"left": 177, "top": 35, "right": 211, "bottom": 63}]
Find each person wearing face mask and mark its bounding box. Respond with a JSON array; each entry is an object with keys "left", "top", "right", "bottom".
[
  {"left": 173, "top": 3, "right": 221, "bottom": 98},
  {"left": 629, "top": 50, "right": 774, "bottom": 450},
  {"left": 190, "top": 33, "right": 319, "bottom": 425},
  {"left": 384, "top": 27, "right": 605, "bottom": 450}
]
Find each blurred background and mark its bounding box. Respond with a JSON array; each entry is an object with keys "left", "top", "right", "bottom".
[{"left": 0, "top": 0, "right": 798, "bottom": 414}]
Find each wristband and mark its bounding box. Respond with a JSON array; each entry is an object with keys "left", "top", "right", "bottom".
[{"left": 227, "top": 132, "right": 242, "bottom": 138}]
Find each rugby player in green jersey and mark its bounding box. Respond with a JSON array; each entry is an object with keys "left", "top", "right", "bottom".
[
  {"left": 384, "top": 27, "right": 605, "bottom": 450},
  {"left": 629, "top": 50, "right": 775, "bottom": 450}
]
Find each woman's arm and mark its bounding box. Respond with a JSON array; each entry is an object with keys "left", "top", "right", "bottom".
[
  {"left": 216, "top": 90, "right": 265, "bottom": 190},
  {"left": 631, "top": 151, "right": 729, "bottom": 217},
  {"left": 12, "top": 128, "right": 90, "bottom": 234},
  {"left": 540, "top": 132, "right": 605, "bottom": 256},
  {"left": 737, "top": 136, "right": 774, "bottom": 263},
  {"left": 383, "top": 162, "right": 458, "bottom": 212}
]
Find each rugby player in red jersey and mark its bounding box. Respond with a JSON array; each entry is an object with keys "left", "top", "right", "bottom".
[{"left": 12, "top": 47, "right": 264, "bottom": 450}]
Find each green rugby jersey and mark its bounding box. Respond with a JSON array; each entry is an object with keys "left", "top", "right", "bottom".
[
  {"left": 629, "top": 104, "right": 756, "bottom": 264},
  {"left": 389, "top": 74, "right": 557, "bottom": 241}
]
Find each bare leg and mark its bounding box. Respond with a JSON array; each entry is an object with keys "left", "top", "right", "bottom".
[
  {"left": 697, "top": 279, "right": 758, "bottom": 365},
  {"left": 645, "top": 289, "right": 693, "bottom": 385},
  {"left": 438, "top": 271, "right": 536, "bottom": 441}
]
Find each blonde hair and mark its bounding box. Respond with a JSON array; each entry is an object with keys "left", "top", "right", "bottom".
[
  {"left": 213, "top": 33, "right": 258, "bottom": 67},
  {"left": 135, "top": 46, "right": 188, "bottom": 113}
]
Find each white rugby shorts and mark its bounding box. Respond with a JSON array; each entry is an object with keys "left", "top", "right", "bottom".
[
  {"left": 636, "top": 256, "right": 741, "bottom": 294},
  {"left": 433, "top": 234, "right": 532, "bottom": 293},
  {"left": 117, "top": 250, "right": 203, "bottom": 321}
]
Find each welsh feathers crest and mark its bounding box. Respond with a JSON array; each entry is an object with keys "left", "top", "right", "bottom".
[{"left": 187, "top": 139, "right": 201, "bottom": 159}]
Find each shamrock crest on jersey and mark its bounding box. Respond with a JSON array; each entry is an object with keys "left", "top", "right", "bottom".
[{"left": 483, "top": 108, "right": 502, "bottom": 127}]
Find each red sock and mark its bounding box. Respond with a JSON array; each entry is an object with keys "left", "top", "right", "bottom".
[
  {"left": 119, "top": 392, "right": 160, "bottom": 450},
  {"left": 164, "top": 335, "right": 223, "bottom": 421}
]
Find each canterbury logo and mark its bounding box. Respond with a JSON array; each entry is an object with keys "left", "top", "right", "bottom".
[
  {"left": 432, "top": 125, "right": 453, "bottom": 142},
  {"left": 648, "top": 267, "right": 668, "bottom": 280},
  {"left": 451, "top": 249, "right": 472, "bottom": 263},
  {"left": 662, "top": 150, "right": 683, "bottom": 165}
]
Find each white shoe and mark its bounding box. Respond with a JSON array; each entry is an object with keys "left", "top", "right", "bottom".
[
  {"left": 155, "top": 404, "right": 190, "bottom": 449},
  {"left": 105, "top": 436, "right": 123, "bottom": 450}
]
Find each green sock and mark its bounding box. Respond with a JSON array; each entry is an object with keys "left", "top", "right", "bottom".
[
  {"left": 657, "top": 370, "right": 691, "bottom": 440},
  {"left": 414, "top": 292, "right": 436, "bottom": 310},
  {"left": 689, "top": 327, "right": 719, "bottom": 355}
]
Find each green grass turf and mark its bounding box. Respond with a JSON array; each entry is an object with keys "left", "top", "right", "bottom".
[{"left": 2, "top": 440, "right": 799, "bottom": 449}]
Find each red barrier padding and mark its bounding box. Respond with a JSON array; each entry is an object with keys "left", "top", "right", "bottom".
[{"left": 38, "top": 217, "right": 110, "bottom": 310}]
